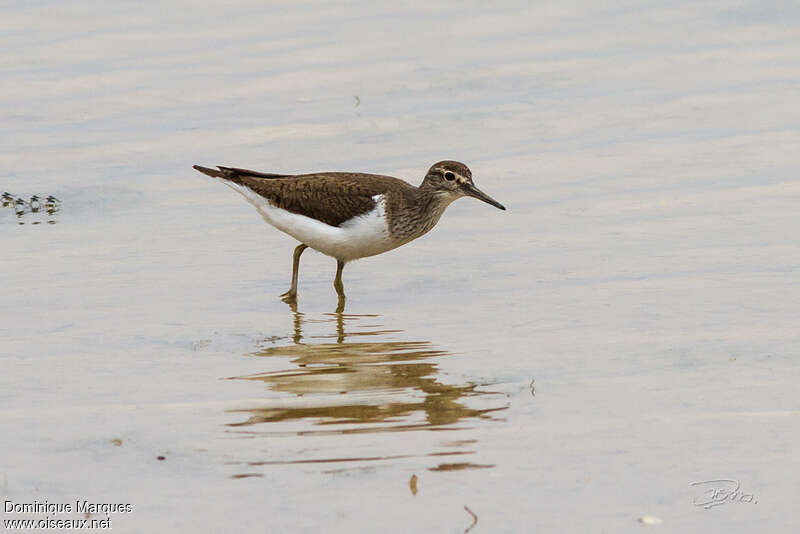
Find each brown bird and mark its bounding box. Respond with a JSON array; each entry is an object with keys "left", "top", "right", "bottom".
[{"left": 193, "top": 161, "right": 505, "bottom": 307}]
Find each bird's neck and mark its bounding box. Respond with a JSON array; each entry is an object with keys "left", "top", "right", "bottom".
[
  {"left": 418, "top": 186, "right": 455, "bottom": 225},
  {"left": 389, "top": 185, "right": 455, "bottom": 242}
]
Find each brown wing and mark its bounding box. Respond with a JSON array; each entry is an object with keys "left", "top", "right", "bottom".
[
  {"left": 194, "top": 165, "right": 415, "bottom": 226},
  {"left": 244, "top": 173, "right": 404, "bottom": 227},
  {"left": 195, "top": 165, "right": 411, "bottom": 227}
]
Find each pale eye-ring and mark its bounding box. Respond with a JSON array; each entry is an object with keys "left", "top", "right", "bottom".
[{"left": 444, "top": 171, "right": 456, "bottom": 181}]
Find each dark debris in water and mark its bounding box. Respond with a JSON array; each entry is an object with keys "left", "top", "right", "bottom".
[
  {"left": 464, "top": 505, "right": 478, "bottom": 534},
  {"left": 428, "top": 462, "right": 495, "bottom": 472},
  {"left": 1, "top": 192, "right": 61, "bottom": 224}
]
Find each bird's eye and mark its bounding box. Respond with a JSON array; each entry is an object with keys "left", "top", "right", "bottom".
[{"left": 444, "top": 172, "right": 456, "bottom": 181}]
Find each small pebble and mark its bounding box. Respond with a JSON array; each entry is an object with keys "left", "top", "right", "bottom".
[
  {"left": 638, "top": 515, "right": 662, "bottom": 526},
  {"left": 409, "top": 474, "right": 418, "bottom": 495}
]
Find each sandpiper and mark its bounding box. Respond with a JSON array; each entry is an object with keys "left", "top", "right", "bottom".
[
  {"left": 13, "top": 198, "right": 26, "bottom": 216},
  {"left": 28, "top": 195, "right": 41, "bottom": 212},
  {"left": 193, "top": 161, "right": 505, "bottom": 304}
]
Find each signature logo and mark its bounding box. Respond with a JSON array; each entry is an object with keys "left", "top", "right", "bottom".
[{"left": 690, "top": 479, "right": 758, "bottom": 509}]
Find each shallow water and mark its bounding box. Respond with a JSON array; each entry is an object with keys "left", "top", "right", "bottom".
[{"left": 2, "top": 1, "right": 799, "bottom": 532}]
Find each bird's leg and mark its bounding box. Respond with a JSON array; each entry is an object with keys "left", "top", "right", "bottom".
[
  {"left": 334, "top": 259, "right": 346, "bottom": 312},
  {"left": 280, "top": 243, "right": 308, "bottom": 301}
]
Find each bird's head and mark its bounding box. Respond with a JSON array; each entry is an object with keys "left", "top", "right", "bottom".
[{"left": 422, "top": 161, "right": 505, "bottom": 210}]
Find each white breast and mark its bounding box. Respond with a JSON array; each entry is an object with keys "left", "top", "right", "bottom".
[{"left": 219, "top": 180, "right": 397, "bottom": 262}]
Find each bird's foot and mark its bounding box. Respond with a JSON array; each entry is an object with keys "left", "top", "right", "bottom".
[{"left": 280, "top": 289, "right": 298, "bottom": 303}]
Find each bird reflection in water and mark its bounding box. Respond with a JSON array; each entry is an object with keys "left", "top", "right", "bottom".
[{"left": 225, "top": 306, "right": 507, "bottom": 469}]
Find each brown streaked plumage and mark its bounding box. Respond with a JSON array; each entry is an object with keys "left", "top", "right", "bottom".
[
  {"left": 193, "top": 160, "right": 505, "bottom": 308},
  {"left": 195, "top": 165, "right": 404, "bottom": 227}
]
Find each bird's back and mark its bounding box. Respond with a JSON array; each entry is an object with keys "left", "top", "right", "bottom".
[{"left": 194, "top": 165, "right": 417, "bottom": 228}]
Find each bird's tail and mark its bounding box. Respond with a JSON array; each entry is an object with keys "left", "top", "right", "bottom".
[
  {"left": 192, "top": 165, "right": 226, "bottom": 178},
  {"left": 192, "top": 165, "right": 291, "bottom": 181}
]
